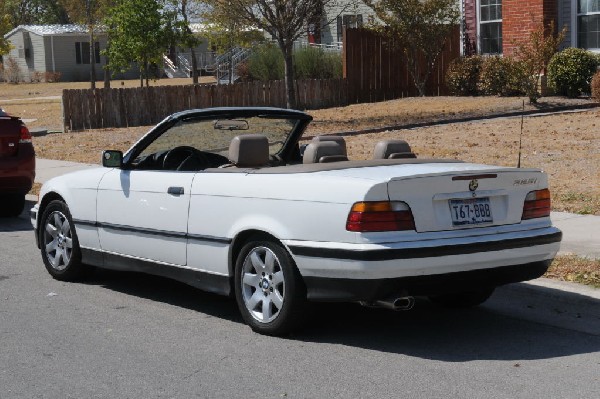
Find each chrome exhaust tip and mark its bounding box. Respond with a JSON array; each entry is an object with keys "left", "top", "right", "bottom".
[{"left": 360, "top": 296, "right": 415, "bottom": 311}]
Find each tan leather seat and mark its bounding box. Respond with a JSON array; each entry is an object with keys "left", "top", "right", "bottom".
[
  {"left": 303, "top": 141, "right": 348, "bottom": 163},
  {"left": 372, "top": 139, "right": 416, "bottom": 159},
  {"left": 228, "top": 134, "right": 270, "bottom": 167}
]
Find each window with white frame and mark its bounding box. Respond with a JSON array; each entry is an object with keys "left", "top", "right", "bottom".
[
  {"left": 578, "top": 0, "right": 600, "bottom": 49},
  {"left": 479, "top": 0, "right": 502, "bottom": 54}
]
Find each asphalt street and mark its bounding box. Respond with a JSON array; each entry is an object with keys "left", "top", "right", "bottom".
[{"left": 1, "top": 204, "right": 599, "bottom": 398}]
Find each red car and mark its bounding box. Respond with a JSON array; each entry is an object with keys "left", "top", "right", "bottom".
[{"left": 0, "top": 108, "right": 35, "bottom": 217}]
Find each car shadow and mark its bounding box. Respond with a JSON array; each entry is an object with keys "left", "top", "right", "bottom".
[
  {"left": 85, "top": 268, "right": 242, "bottom": 323},
  {"left": 0, "top": 200, "right": 36, "bottom": 232},
  {"left": 84, "top": 269, "right": 600, "bottom": 362}
]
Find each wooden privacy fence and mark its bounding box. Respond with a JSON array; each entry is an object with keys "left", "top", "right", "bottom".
[
  {"left": 62, "top": 79, "right": 349, "bottom": 131},
  {"left": 343, "top": 27, "right": 460, "bottom": 103}
]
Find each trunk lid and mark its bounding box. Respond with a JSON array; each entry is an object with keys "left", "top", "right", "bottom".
[{"left": 386, "top": 165, "right": 547, "bottom": 232}]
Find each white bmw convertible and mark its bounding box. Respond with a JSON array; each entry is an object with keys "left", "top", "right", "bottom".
[{"left": 31, "top": 107, "right": 561, "bottom": 335}]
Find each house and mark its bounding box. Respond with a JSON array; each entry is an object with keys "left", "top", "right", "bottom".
[
  {"left": 2, "top": 24, "right": 215, "bottom": 83},
  {"left": 1, "top": 24, "right": 141, "bottom": 82},
  {"left": 461, "top": 0, "right": 600, "bottom": 56},
  {"left": 317, "top": 1, "right": 376, "bottom": 45}
]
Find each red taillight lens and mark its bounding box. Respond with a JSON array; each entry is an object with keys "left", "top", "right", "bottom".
[
  {"left": 346, "top": 201, "right": 415, "bottom": 232},
  {"left": 522, "top": 189, "right": 551, "bottom": 220},
  {"left": 19, "top": 125, "right": 32, "bottom": 144}
]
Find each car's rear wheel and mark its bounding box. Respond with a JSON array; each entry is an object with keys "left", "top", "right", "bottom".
[
  {"left": 428, "top": 288, "right": 495, "bottom": 308},
  {"left": 40, "top": 200, "right": 88, "bottom": 281},
  {"left": 0, "top": 194, "right": 25, "bottom": 217},
  {"left": 234, "top": 238, "right": 307, "bottom": 336}
]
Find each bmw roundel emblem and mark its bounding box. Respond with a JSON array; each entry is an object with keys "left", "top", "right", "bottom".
[{"left": 469, "top": 179, "right": 479, "bottom": 192}]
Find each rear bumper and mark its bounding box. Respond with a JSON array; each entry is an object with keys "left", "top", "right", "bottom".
[
  {"left": 303, "top": 260, "right": 552, "bottom": 301},
  {"left": 285, "top": 226, "right": 561, "bottom": 301}
]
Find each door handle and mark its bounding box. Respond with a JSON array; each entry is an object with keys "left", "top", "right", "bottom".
[{"left": 167, "top": 186, "right": 184, "bottom": 195}]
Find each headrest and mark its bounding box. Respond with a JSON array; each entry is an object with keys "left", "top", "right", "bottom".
[
  {"left": 303, "top": 141, "right": 348, "bottom": 164},
  {"left": 311, "top": 135, "right": 347, "bottom": 154},
  {"left": 228, "top": 134, "right": 269, "bottom": 167},
  {"left": 372, "top": 139, "right": 416, "bottom": 159}
]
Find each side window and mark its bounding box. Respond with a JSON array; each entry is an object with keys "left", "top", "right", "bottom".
[
  {"left": 75, "top": 42, "right": 100, "bottom": 64},
  {"left": 578, "top": 0, "right": 600, "bottom": 49},
  {"left": 479, "top": 0, "right": 502, "bottom": 55}
]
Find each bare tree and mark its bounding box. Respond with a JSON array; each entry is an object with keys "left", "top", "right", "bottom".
[
  {"left": 365, "top": 0, "right": 460, "bottom": 96},
  {"left": 223, "top": 0, "right": 348, "bottom": 109}
]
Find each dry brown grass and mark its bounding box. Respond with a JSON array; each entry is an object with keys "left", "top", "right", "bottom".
[{"left": 545, "top": 255, "right": 600, "bottom": 288}]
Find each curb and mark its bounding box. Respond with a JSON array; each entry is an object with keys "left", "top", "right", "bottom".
[{"left": 307, "top": 102, "right": 600, "bottom": 139}]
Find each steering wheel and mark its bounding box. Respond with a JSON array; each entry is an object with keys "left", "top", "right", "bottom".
[{"left": 162, "top": 146, "right": 210, "bottom": 171}]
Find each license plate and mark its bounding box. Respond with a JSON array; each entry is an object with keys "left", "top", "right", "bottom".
[{"left": 449, "top": 198, "right": 493, "bottom": 226}]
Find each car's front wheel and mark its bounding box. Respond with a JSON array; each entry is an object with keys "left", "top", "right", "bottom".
[
  {"left": 40, "top": 200, "right": 88, "bottom": 281},
  {"left": 428, "top": 288, "right": 495, "bottom": 308},
  {"left": 234, "top": 238, "right": 307, "bottom": 336}
]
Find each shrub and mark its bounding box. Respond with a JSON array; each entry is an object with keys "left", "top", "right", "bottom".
[
  {"left": 477, "top": 56, "right": 526, "bottom": 96},
  {"left": 3, "top": 56, "right": 22, "bottom": 83},
  {"left": 44, "top": 71, "right": 61, "bottom": 83},
  {"left": 547, "top": 48, "right": 599, "bottom": 97},
  {"left": 294, "top": 46, "right": 342, "bottom": 79},
  {"left": 248, "top": 43, "right": 284, "bottom": 81},
  {"left": 248, "top": 44, "right": 342, "bottom": 82},
  {"left": 235, "top": 61, "right": 251, "bottom": 82},
  {"left": 445, "top": 55, "right": 483, "bottom": 95},
  {"left": 31, "top": 71, "right": 44, "bottom": 83},
  {"left": 591, "top": 71, "right": 600, "bottom": 100}
]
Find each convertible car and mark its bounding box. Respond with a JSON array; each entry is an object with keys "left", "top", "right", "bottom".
[{"left": 31, "top": 107, "right": 562, "bottom": 335}]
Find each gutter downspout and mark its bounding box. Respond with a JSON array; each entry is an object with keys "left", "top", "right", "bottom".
[{"left": 51, "top": 35, "right": 56, "bottom": 72}]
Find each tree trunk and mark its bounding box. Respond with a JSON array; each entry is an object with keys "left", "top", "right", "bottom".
[
  {"left": 282, "top": 42, "right": 296, "bottom": 109},
  {"left": 190, "top": 47, "right": 198, "bottom": 84},
  {"left": 89, "top": 28, "right": 96, "bottom": 90},
  {"left": 103, "top": 52, "right": 111, "bottom": 89}
]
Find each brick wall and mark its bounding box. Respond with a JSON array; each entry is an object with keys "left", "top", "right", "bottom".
[
  {"left": 462, "top": 0, "right": 559, "bottom": 56},
  {"left": 503, "top": 0, "right": 558, "bottom": 55}
]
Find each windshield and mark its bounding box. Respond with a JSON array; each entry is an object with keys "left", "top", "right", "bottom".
[{"left": 135, "top": 116, "right": 298, "bottom": 162}]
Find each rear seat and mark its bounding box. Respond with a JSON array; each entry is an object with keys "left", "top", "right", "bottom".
[
  {"left": 303, "top": 141, "right": 348, "bottom": 163},
  {"left": 372, "top": 139, "right": 416, "bottom": 159},
  {"left": 311, "top": 135, "right": 347, "bottom": 154}
]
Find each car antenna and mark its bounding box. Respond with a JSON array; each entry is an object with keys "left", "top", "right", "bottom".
[{"left": 517, "top": 100, "right": 524, "bottom": 168}]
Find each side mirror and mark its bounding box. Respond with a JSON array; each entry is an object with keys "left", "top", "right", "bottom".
[{"left": 102, "top": 150, "right": 123, "bottom": 168}]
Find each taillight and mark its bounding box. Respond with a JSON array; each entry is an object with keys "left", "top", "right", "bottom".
[
  {"left": 19, "top": 125, "right": 32, "bottom": 144},
  {"left": 346, "top": 201, "right": 415, "bottom": 232},
  {"left": 522, "top": 189, "right": 551, "bottom": 220}
]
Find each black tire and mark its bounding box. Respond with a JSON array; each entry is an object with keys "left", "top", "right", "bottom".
[
  {"left": 0, "top": 194, "right": 25, "bottom": 217},
  {"left": 234, "top": 238, "right": 307, "bottom": 336},
  {"left": 428, "top": 288, "right": 495, "bottom": 308},
  {"left": 39, "top": 200, "right": 89, "bottom": 281}
]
